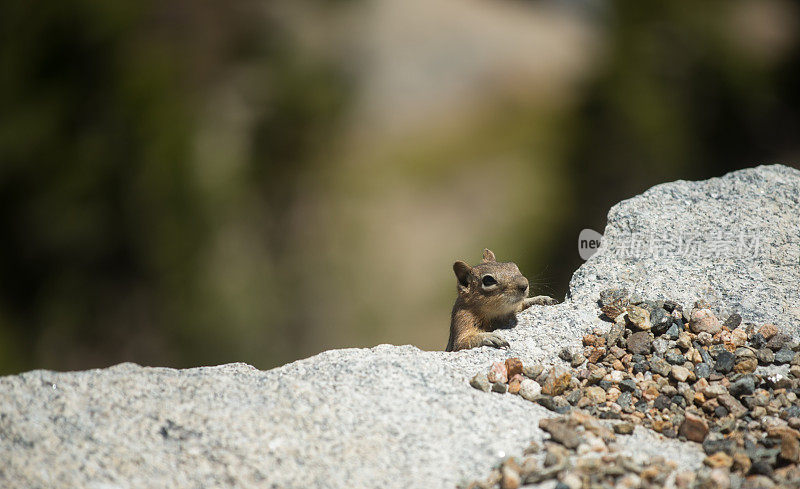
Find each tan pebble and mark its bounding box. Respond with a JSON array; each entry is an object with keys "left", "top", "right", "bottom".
[
  {"left": 585, "top": 386, "right": 607, "bottom": 404},
  {"left": 702, "top": 398, "right": 720, "bottom": 413},
  {"left": 697, "top": 331, "right": 713, "bottom": 345},
  {"left": 773, "top": 465, "right": 800, "bottom": 483},
  {"left": 679, "top": 412, "right": 709, "bottom": 442},
  {"left": 677, "top": 332, "right": 693, "bottom": 350},
  {"left": 505, "top": 358, "right": 523, "bottom": 379},
  {"left": 730, "top": 329, "right": 748, "bottom": 347},
  {"left": 693, "top": 378, "right": 709, "bottom": 392},
  {"left": 704, "top": 383, "right": 727, "bottom": 398},
  {"left": 642, "top": 385, "right": 659, "bottom": 401},
  {"left": 704, "top": 451, "right": 733, "bottom": 468},
  {"left": 690, "top": 309, "right": 722, "bottom": 335},
  {"left": 708, "top": 468, "right": 731, "bottom": 489},
  {"left": 671, "top": 365, "right": 690, "bottom": 382},
  {"left": 640, "top": 466, "right": 660, "bottom": 481},
  {"left": 540, "top": 366, "right": 571, "bottom": 396},
  {"left": 486, "top": 469, "right": 502, "bottom": 486},
  {"left": 616, "top": 473, "right": 641, "bottom": 489},
  {"left": 780, "top": 433, "right": 800, "bottom": 463},
  {"left": 732, "top": 451, "right": 751, "bottom": 473},
  {"left": 609, "top": 370, "right": 624, "bottom": 383},
  {"left": 560, "top": 472, "right": 582, "bottom": 489},
  {"left": 674, "top": 471, "right": 696, "bottom": 489},
  {"left": 694, "top": 392, "right": 706, "bottom": 405},
  {"left": 587, "top": 347, "right": 605, "bottom": 364},
  {"left": 488, "top": 362, "right": 508, "bottom": 383},
  {"left": 609, "top": 345, "right": 626, "bottom": 358},
  {"left": 625, "top": 305, "right": 652, "bottom": 330},
  {"left": 758, "top": 323, "right": 779, "bottom": 340},
  {"left": 734, "top": 357, "right": 757, "bottom": 374},
  {"left": 500, "top": 465, "right": 520, "bottom": 489}
]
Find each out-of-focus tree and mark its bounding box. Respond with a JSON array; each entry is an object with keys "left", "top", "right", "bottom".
[
  {"left": 545, "top": 0, "right": 800, "bottom": 291},
  {"left": 0, "top": 0, "right": 352, "bottom": 373},
  {"left": 1, "top": 0, "right": 799, "bottom": 375}
]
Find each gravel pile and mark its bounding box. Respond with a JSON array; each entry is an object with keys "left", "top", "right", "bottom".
[{"left": 467, "top": 290, "right": 800, "bottom": 488}]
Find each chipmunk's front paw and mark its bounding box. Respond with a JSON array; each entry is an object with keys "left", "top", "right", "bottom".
[
  {"left": 525, "top": 295, "right": 558, "bottom": 307},
  {"left": 480, "top": 333, "right": 509, "bottom": 350}
]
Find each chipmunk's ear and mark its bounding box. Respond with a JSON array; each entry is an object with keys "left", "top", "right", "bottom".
[
  {"left": 453, "top": 261, "right": 472, "bottom": 289},
  {"left": 482, "top": 249, "right": 496, "bottom": 263}
]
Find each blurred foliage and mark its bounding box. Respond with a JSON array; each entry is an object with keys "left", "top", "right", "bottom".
[
  {"left": 0, "top": 0, "right": 798, "bottom": 374},
  {"left": 546, "top": 0, "right": 800, "bottom": 291}
]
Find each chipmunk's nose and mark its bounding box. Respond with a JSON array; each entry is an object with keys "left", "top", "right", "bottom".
[{"left": 515, "top": 277, "right": 529, "bottom": 294}]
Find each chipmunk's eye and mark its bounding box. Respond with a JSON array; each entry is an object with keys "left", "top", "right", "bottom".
[{"left": 481, "top": 275, "right": 497, "bottom": 287}]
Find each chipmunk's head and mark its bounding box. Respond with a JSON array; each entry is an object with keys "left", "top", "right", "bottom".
[{"left": 453, "top": 249, "right": 529, "bottom": 316}]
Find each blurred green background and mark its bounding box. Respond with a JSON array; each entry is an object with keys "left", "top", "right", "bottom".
[{"left": 1, "top": 0, "right": 799, "bottom": 374}]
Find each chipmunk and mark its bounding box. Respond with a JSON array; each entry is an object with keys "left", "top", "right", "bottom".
[{"left": 445, "top": 249, "right": 557, "bottom": 352}]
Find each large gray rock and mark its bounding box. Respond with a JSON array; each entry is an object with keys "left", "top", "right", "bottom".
[
  {"left": 569, "top": 163, "right": 800, "bottom": 328},
  {"left": 1, "top": 165, "right": 798, "bottom": 488}
]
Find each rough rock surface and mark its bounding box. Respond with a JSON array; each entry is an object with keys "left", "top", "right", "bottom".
[
  {"left": 1, "top": 165, "right": 799, "bottom": 488},
  {"left": 568, "top": 164, "right": 800, "bottom": 329}
]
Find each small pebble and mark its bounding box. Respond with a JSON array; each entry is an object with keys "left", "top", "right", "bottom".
[
  {"left": 690, "top": 309, "right": 721, "bottom": 335},
  {"left": 676, "top": 332, "right": 692, "bottom": 350},
  {"left": 729, "top": 376, "right": 755, "bottom": 398},
  {"left": 654, "top": 395, "right": 671, "bottom": 410},
  {"left": 775, "top": 348, "right": 795, "bottom": 364},
  {"left": 671, "top": 365, "right": 690, "bottom": 383},
  {"left": 714, "top": 351, "right": 734, "bottom": 373},
  {"left": 766, "top": 332, "right": 789, "bottom": 351},
  {"left": 750, "top": 333, "right": 766, "bottom": 349},
  {"left": 518, "top": 379, "right": 541, "bottom": 401},
  {"left": 470, "top": 373, "right": 490, "bottom": 392},
  {"left": 492, "top": 382, "right": 508, "bottom": 393},
  {"left": 695, "top": 363, "right": 713, "bottom": 379},
  {"left": 757, "top": 348, "right": 775, "bottom": 364},
  {"left": 665, "top": 323, "right": 681, "bottom": 340},
  {"left": 614, "top": 422, "right": 634, "bottom": 435},
  {"left": 541, "top": 366, "right": 572, "bottom": 396},
  {"left": 758, "top": 324, "right": 779, "bottom": 340},
  {"left": 649, "top": 356, "right": 671, "bottom": 377},
  {"left": 625, "top": 305, "right": 652, "bottom": 331},
  {"left": 488, "top": 362, "right": 508, "bottom": 384},
  {"left": 505, "top": 358, "right": 523, "bottom": 378},
  {"left": 570, "top": 353, "right": 586, "bottom": 368},
  {"left": 723, "top": 313, "right": 742, "bottom": 329},
  {"left": 523, "top": 364, "right": 544, "bottom": 380}
]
